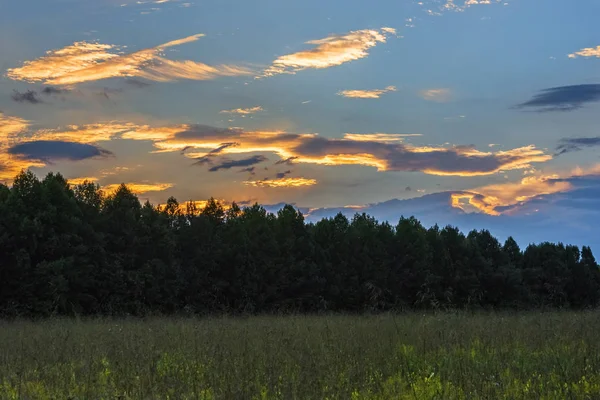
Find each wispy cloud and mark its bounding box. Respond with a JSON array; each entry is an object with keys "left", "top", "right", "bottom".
[
  {"left": 243, "top": 177, "right": 317, "bottom": 188},
  {"left": 337, "top": 86, "right": 397, "bottom": 99},
  {"left": 419, "top": 88, "right": 452, "bottom": 102},
  {"left": 568, "top": 46, "right": 600, "bottom": 58},
  {"left": 220, "top": 106, "right": 263, "bottom": 115},
  {"left": 516, "top": 84, "right": 600, "bottom": 112},
  {"left": 6, "top": 34, "right": 253, "bottom": 85},
  {"left": 263, "top": 28, "right": 396, "bottom": 76}
]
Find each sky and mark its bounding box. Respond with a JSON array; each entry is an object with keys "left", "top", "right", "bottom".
[{"left": 2, "top": 0, "right": 600, "bottom": 249}]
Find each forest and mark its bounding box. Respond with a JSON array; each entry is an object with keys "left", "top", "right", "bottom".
[{"left": 1, "top": 170, "right": 599, "bottom": 317}]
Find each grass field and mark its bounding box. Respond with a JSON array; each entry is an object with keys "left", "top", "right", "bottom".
[{"left": 1, "top": 312, "right": 600, "bottom": 399}]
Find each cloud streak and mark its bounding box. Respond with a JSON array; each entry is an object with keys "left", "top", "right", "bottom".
[
  {"left": 337, "top": 86, "right": 397, "bottom": 99},
  {"left": 6, "top": 34, "right": 254, "bottom": 85},
  {"left": 264, "top": 28, "right": 396, "bottom": 76},
  {"left": 243, "top": 177, "right": 317, "bottom": 188}
]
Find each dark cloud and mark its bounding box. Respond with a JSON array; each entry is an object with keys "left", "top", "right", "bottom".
[
  {"left": 208, "top": 155, "right": 268, "bottom": 172},
  {"left": 516, "top": 84, "right": 600, "bottom": 112},
  {"left": 275, "top": 156, "right": 298, "bottom": 165},
  {"left": 11, "top": 90, "right": 42, "bottom": 104},
  {"left": 208, "top": 142, "right": 239, "bottom": 155},
  {"left": 193, "top": 142, "right": 240, "bottom": 165},
  {"left": 8, "top": 141, "right": 113, "bottom": 162},
  {"left": 239, "top": 167, "right": 256, "bottom": 174},
  {"left": 275, "top": 170, "right": 292, "bottom": 179},
  {"left": 556, "top": 137, "right": 600, "bottom": 156},
  {"left": 176, "top": 125, "right": 242, "bottom": 140}
]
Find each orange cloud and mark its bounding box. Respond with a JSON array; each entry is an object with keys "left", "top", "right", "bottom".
[
  {"left": 451, "top": 175, "right": 572, "bottom": 216},
  {"left": 67, "top": 177, "right": 99, "bottom": 185},
  {"left": 337, "top": 86, "right": 397, "bottom": 99},
  {"left": 243, "top": 177, "right": 317, "bottom": 188},
  {"left": 31, "top": 123, "right": 138, "bottom": 143},
  {"left": 220, "top": 106, "right": 264, "bottom": 115},
  {"left": 102, "top": 182, "right": 173, "bottom": 195},
  {"left": 343, "top": 133, "right": 421, "bottom": 143},
  {"left": 6, "top": 34, "right": 253, "bottom": 85},
  {"left": 568, "top": 46, "right": 600, "bottom": 59},
  {"left": 264, "top": 28, "right": 396, "bottom": 76},
  {"left": 118, "top": 123, "right": 551, "bottom": 176}
]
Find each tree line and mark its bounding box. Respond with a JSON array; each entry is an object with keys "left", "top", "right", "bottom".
[{"left": 0, "top": 170, "right": 599, "bottom": 317}]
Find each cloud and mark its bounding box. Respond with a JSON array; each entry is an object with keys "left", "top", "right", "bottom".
[
  {"left": 263, "top": 27, "right": 396, "bottom": 76},
  {"left": 239, "top": 166, "right": 256, "bottom": 174},
  {"left": 440, "top": 0, "right": 502, "bottom": 13},
  {"left": 6, "top": 33, "right": 253, "bottom": 85},
  {"left": 337, "top": 86, "right": 397, "bottom": 99},
  {"left": 419, "top": 88, "right": 452, "bottom": 102},
  {"left": 102, "top": 182, "right": 173, "bottom": 195},
  {"left": 11, "top": 90, "right": 43, "bottom": 104},
  {"left": 207, "top": 155, "right": 268, "bottom": 172},
  {"left": 568, "top": 46, "right": 600, "bottom": 59},
  {"left": 556, "top": 137, "right": 600, "bottom": 156},
  {"left": 516, "top": 84, "right": 600, "bottom": 112},
  {"left": 8, "top": 140, "right": 113, "bottom": 162},
  {"left": 31, "top": 122, "right": 138, "bottom": 143},
  {"left": 343, "top": 133, "right": 421, "bottom": 143},
  {"left": 120, "top": 123, "right": 552, "bottom": 176},
  {"left": 243, "top": 177, "right": 317, "bottom": 188},
  {"left": 220, "top": 106, "right": 263, "bottom": 115},
  {"left": 448, "top": 164, "right": 600, "bottom": 216}
]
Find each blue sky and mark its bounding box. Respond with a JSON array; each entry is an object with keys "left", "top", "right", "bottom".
[{"left": 2, "top": 0, "right": 600, "bottom": 247}]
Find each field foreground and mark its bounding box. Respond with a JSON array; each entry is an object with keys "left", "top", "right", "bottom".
[{"left": 1, "top": 313, "right": 600, "bottom": 399}]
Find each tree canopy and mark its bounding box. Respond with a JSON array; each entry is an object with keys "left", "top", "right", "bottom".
[{"left": 1, "top": 170, "right": 599, "bottom": 317}]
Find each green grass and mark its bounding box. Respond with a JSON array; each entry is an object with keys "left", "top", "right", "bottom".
[{"left": 1, "top": 312, "right": 600, "bottom": 399}]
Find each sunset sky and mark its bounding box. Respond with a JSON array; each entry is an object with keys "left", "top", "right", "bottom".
[{"left": 2, "top": 0, "right": 600, "bottom": 247}]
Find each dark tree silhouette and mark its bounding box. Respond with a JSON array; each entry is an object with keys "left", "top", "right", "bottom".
[{"left": 0, "top": 170, "right": 599, "bottom": 317}]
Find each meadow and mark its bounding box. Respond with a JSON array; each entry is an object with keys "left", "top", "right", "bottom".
[{"left": 1, "top": 312, "right": 600, "bottom": 399}]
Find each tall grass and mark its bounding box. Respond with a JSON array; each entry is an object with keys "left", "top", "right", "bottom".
[{"left": 1, "top": 312, "right": 599, "bottom": 399}]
